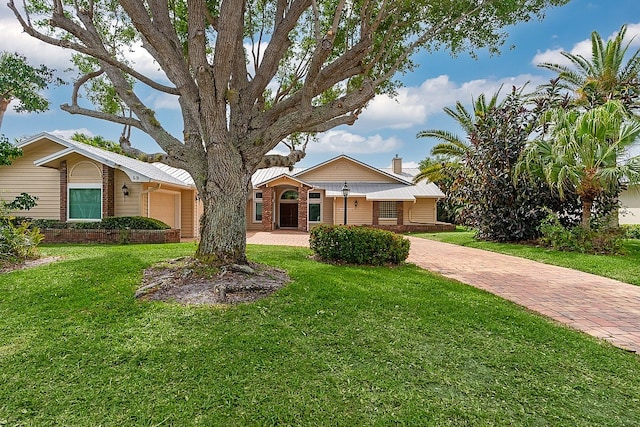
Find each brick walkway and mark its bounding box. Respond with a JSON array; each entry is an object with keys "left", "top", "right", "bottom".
[{"left": 246, "top": 231, "right": 640, "bottom": 354}]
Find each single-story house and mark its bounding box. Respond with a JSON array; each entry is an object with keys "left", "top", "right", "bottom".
[
  {"left": 248, "top": 154, "right": 449, "bottom": 232},
  {"left": 0, "top": 132, "right": 453, "bottom": 236}
]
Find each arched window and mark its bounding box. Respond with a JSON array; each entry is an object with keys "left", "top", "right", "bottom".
[{"left": 281, "top": 190, "right": 299, "bottom": 200}]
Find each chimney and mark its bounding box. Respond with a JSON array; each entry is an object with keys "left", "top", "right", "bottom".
[{"left": 392, "top": 154, "right": 402, "bottom": 174}]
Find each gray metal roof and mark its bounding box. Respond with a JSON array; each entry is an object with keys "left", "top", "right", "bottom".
[
  {"left": 309, "top": 181, "right": 444, "bottom": 200},
  {"left": 20, "top": 133, "right": 443, "bottom": 198},
  {"left": 22, "top": 132, "right": 194, "bottom": 188}
]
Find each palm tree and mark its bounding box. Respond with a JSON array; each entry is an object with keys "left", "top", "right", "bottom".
[
  {"left": 517, "top": 100, "right": 640, "bottom": 229},
  {"left": 538, "top": 25, "right": 640, "bottom": 111},
  {"left": 414, "top": 90, "right": 503, "bottom": 184}
]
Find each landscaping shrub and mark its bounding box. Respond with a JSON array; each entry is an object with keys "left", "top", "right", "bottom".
[
  {"left": 85, "top": 216, "right": 171, "bottom": 230},
  {"left": 309, "top": 225, "right": 410, "bottom": 265},
  {"left": 622, "top": 225, "right": 640, "bottom": 240},
  {"left": 539, "top": 213, "right": 625, "bottom": 254},
  {"left": 0, "top": 219, "right": 43, "bottom": 264},
  {"left": 16, "top": 216, "right": 171, "bottom": 230}
]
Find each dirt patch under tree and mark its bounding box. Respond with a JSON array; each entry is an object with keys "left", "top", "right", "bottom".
[{"left": 136, "top": 257, "right": 291, "bottom": 305}]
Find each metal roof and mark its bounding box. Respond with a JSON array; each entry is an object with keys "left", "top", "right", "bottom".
[
  {"left": 309, "top": 180, "right": 444, "bottom": 200},
  {"left": 20, "top": 133, "right": 444, "bottom": 198},
  {"left": 22, "top": 132, "right": 194, "bottom": 188}
]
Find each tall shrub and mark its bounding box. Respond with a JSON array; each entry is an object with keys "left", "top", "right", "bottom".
[{"left": 453, "top": 88, "right": 569, "bottom": 242}]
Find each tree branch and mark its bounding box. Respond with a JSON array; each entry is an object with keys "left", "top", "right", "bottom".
[{"left": 7, "top": 0, "right": 179, "bottom": 95}]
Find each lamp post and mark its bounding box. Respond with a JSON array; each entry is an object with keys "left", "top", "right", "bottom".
[{"left": 342, "top": 181, "right": 350, "bottom": 225}]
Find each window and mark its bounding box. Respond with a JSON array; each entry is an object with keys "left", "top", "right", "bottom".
[
  {"left": 69, "top": 185, "right": 102, "bottom": 220},
  {"left": 378, "top": 201, "right": 397, "bottom": 219},
  {"left": 308, "top": 192, "right": 321, "bottom": 222},
  {"left": 281, "top": 190, "right": 299, "bottom": 200},
  {"left": 254, "top": 192, "right": 263, "bottom": 222}
]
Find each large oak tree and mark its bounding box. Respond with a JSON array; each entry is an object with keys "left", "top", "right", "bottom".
[{"left": 9, "top": 0, "right": 568, "bottom": 265}]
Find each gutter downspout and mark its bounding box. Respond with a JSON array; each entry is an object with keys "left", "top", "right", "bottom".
[{"left": 142, "top": 183, "right": 162, "bottom": 218}]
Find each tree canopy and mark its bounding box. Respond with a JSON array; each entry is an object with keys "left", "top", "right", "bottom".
[
  {"left": 0, "top": 52, "right": 60, "bottom": 129},
  {"left": 9, "top": 0, "right": 570, "bottom": 265}
]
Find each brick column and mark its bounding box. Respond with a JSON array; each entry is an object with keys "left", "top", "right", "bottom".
[
  {"left": 297, "top": 186, "right": 309, "bottom": 232},
  {"left": 372, "top": 201, "right": 379, "bottom": 225},
  {"left": 59, "top": 160, "right": 67, "bottom": 221},
  {"left": 396, "top": 201, "right": 404, "bottom": 225},
  {"left": 102, "top": 165, "right": 115, "bottom": 217},
  {"left": 261, "top": 187, "right": 274, "bottom": 231}
]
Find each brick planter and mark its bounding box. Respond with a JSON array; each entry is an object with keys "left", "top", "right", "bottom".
[{"left": 42, "top": 228, "right": 181, "bottom": 244}]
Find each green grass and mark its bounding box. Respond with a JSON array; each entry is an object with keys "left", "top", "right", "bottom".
[
  {"left": 411, "top": 228, "right": 640, "bottom": 286},
  {"left": 2, "top": 243, "right": 640, "bottom": 426}
]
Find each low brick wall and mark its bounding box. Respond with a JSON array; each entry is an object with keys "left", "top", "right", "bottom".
[
  {"left": 372, "top": 223, "right": 456, "bottom": 233},
  {"left": 42, "top": 228, "right": 181, "bottom": 244}
]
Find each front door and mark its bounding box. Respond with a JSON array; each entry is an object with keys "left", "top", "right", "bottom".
[{"left": 280, "top": 203, "right": 298, "bottom": 228}]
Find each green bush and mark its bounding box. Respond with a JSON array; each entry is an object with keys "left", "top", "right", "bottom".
[
  {"left": 28, "top": 218, "right": 67, "bottom": 229},
  {"left": 0, "top": 220, "right": 43, "bottom": 264},
  {"left": 622, "top": 225, "right": 640, "bottom": 240},
  {"left": 101, "top": 216, "right": 171, "bottom": 230},
  {"left": 539, "top": 213, "right": 625, "bottom": 254},
  {"left": 309, "top": 225, "right": 410, "bottom": 265},
  {"left": 16, "top": 216, "right": 171, "bottom": 230}
]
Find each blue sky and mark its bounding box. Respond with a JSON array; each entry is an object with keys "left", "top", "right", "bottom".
[{"left": 1, "top": 0, "right": 639, "bottom": 169}]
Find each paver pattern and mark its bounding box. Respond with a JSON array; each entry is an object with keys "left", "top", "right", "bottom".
[{"left": 246, "top": 231, "right": 640, "bottom": 354}]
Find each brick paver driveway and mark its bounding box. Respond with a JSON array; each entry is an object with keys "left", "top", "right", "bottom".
[{"left": 246, "top": 231, "right": 640, "bottom": 354}]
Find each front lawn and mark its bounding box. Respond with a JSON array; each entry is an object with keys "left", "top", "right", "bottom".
[
  {"left": 412, "top": 229, "right": 640, "bottom": 286},
  {"left": 1, "top": 243, "right": 639, "bottom": 425}
]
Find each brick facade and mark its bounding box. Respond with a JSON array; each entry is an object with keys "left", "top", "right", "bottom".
[
  {"left": 372, "top": 201, "right": 379, "bottom": 225},
  {"left": 296, "top": 185, "right": 313, "bottom": 232},
  {"left": 59, "top": 160, "right": 67, "bottom": 221},
  {"left": 102, "top": 164, "right": 115, "bottom": 217},
  {"left": 261, "top": 187, "right": 274, "bottom": 231},
  {"left": 396, "top": 201, "right": 404, "bottom": 226}
]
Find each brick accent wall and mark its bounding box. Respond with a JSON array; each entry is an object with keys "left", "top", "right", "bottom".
[
  {"left": 102, "top": 165, "right": 115, "bottom": 217},
  {"left": 261, "top": 187, "right": 274, "bottom": 231},
  {"left": 59, "top": 160, "right": 67, "bottom": 221},
  {"left": 297, "top": 185, "right": 313, "bottom": 232},
  {"left": 42, "top": 228, "right": 181, "bottom": 244},
  {"left": 396, "top": 201, "right": 404, "bottom": 225},
  {"left": 372, "top": 201, "right": 379, "bottom": 225}
]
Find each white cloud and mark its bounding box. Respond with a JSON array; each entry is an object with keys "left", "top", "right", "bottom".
[
  {"left": 49, "top": 128, "right": 94, "bottom": 139},
  {"left": 532, "top": 21, "right": 640, "bottom": 67},
  {"left": 351, "top": 74, "right": 546, "bottom": 132},
  {"left": 148, "top": 93, "right": 180, "bottom": 111},
  {"left": 0, "top": 12, "right": 72, "bottom": 70},
  {"left": 307, "top": 130, "right": 402, "bottom": 155}
]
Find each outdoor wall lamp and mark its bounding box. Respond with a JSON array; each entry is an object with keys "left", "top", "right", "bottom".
[
  {"left": 342, "top": 181, "right": 350, "bottom": 225},
  {"left": 122, "top": 183, "right": 129, "bottom": 197},
  {"left": 354, "top": 200, "right": 358, "bottom": 208}
]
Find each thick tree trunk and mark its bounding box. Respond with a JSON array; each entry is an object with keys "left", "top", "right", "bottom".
[
  {"left": 195, "top": 147, "right": 252, "bottom": 266},
  {"left": 581, "top": 198, "right": 593, "bottom": 229}
]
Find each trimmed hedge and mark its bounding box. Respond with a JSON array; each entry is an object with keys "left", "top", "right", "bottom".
[
  {"left": 309, "top": 225, "right": 410, "bottom": 265},
  {"left": 22, "top": 216, "right": 171, "bottom": 231}
]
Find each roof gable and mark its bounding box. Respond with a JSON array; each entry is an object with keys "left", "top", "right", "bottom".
[
  {"left": 19, "top": 132, "right": 194, "bottom": 188},
  {"left": 294, "top": 155, "right": 412, "bottom": 185},
  {"left": 256, "top": 173, "right": 312, "bottom": 188}
]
